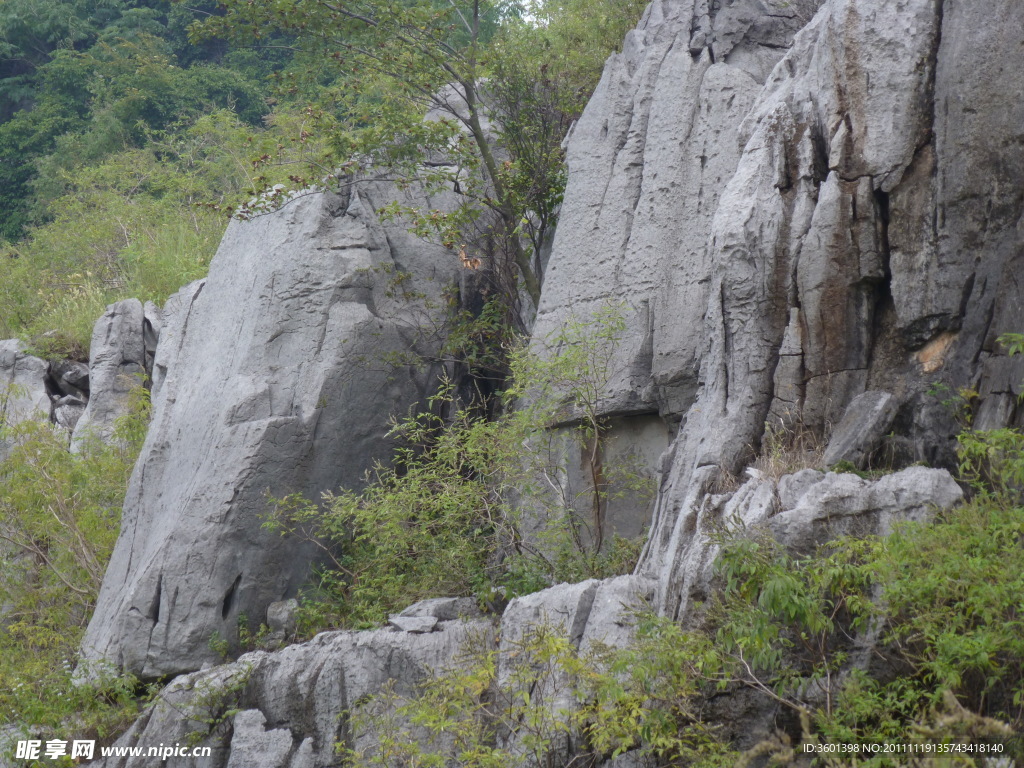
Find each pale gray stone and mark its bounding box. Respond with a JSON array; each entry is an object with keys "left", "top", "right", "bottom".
[
  {"left": 81, "top": 187, "right": 460, "bottom": 679},
  {"left": 768, "top": 466, "right": 962, "bottom": 551},
  {"left": 71, "top": 299, "right": 148, "bottom": 451},
  {"left": 225, "top": 710, "right": 293, "bottom": 768},
  {"left": 54, "top": 400, "right": 86, "bottom": 432},
  {"left": 150, "top": 280, "right": 205, "bottom": 402},
  {"left": 579, "top": 575, "right": 656, "bottom": 653},
  {"left": 398, "top": 596, "right": 482, "bottom": 621},
  {"left": 822, "top": 391, "right": 899, "bottom": 469},
  {"left": 777, "top": 468, "right": 825, "bottom": 511},
  {"left": 266, "top": 599, "right": 298, "bottom": 644},
  {"left": 388, "top": 615, "right": 438, "bottom": 633},
  {"left": 288, "top": 739, "right": 315, "bottom": 768},
  {"left": 76, "top": 0, "right": 1024, "bottom": 761},
  {"left": 0, "top": 340, "right": 51, "bottom": 460},
  {"left": 630, "top": 0, "right": 1023, "bottom": 619},
  {"left": 88, "top": 620, "right": 493, "bottom": 768}
]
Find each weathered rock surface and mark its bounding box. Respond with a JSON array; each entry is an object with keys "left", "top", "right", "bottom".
[
  {"left": 652, "top": 465, "right": 962, "bottom": 634},
  {"left": 0, "top": 340, "right": 52, "bottom": 460},
  {"left": 81, "top": 187, "right": 460, "bottom": 678},
  {"left": 71, "top": 299, "right": 154, "bottom": 450},
  {"left": 86, "top": 576, "right": 653, "bottom": 768},
  {"left": 89, "top": 619, "right": 493, "bottom": 768},
  {"left": 82, "top": 465, "right": 952, "bottom": 768},
  {"left": 397, "top": 596, "right": 483, "bottom": 621},
  {"left": 821, "top": 390, "right": 899, "bottom": 469},
  {"left": 529, "top": 0, "right": 1022, "bottom": 618}
]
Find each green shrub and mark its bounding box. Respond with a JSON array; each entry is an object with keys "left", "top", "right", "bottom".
[
  {"left": 342, "top": 618, "right": 736, "bottom": 768},
  {"left": 267, "top": 306, "right": 654, "bottom": 633},
  {"left": 0, "top": 383, "right": 150, "bottom": 739}
]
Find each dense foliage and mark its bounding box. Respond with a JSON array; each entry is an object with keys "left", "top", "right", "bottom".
[
  {"left": 0, "top": 0, "right": 644, "bottom": 358},
  {"left": 0, "top": 384, "right": 151, "bottom": 739}
]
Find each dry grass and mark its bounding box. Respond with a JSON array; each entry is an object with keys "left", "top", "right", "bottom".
[{"left": 751, "top": 421, "right": 826, "bottom": 481}]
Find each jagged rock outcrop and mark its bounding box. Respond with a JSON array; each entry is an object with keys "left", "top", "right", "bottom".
[
  {"left": 81, "top": 187, "right": 460, "bottom": 678},
  {"left": 90, "top": 619, "right": 494, "bottom": 768},
  {"left": 70, "top": 299, "right": 159, "bottom": 450},
  {"left": 660, "top": 466, "right": 962, "bottom": 628},
  {"left": 0, "top": 340, "right": 51, "bottom": 460},
  {"left": 81, "top": 464, "right": 958, "bottom": 767},
  {"left": 531, "top": 0, "right": 1023, "bottom": 617},
  {"left": 2, "top": 301, "right": 157, "bottom": 454},
  {"left": 86, "top": 576, "right": 653, "bottom": 768}
]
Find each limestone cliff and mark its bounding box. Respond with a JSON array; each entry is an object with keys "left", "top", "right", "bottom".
[{"left": 532, "top": 0, "right": 1023, "bottom": 618}]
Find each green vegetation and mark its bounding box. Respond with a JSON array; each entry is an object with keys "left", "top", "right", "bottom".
[
  {"left": 1, "top": 108, "right": 328, "bottom": 357},
  {"left": 0, "top": 0, "right": 294, "bottom": 357},
  {"left": 0, "top": 383, "right": 151, "bottom": 740},
  {"left": 267, "top": 305, "right": 652, "bottom": 633},
  {"left": 343, "top": 619, "right": 736, "bottom": 768},
  {"left": 332, "top": 338, "right": 1024, "bottom": 765},
  {"left": 336, "top": 479, "right": 1024, "bottom": 767},
  {"left": 193, "top": 0, "right": 646, "bottom": 305},
  {"left": 0, "top": 0, "right": 645, "bottom": 357}
]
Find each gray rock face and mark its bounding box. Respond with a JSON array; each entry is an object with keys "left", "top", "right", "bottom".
[
  {"left": 88, "top": 576, "right": 653, "bottom": 768},
  {"left": 497, "top": 576, "right": 653, "bottom": 762},
  {"left": 532, "top": 0, "right": 1022, "bottom": 618},
  {"left": 89, "top": 619, "right": 492, "bottom": 768},
  {"left": 71, "top": 299, "right": 153, "bottom": 451},
  {"left": 0, "top": 340, "right": 51, "bottom": 461},
  {"left": 767, "top": 466, "right": 962, "bottom": 551},
  {"left": 639, "top": 466, "right": 961, "bottom": 650},
  {"left": 388, "top": 615, "right": 439, "bottom": 633},
  {"left": 821, "top": 390, "right": 899, "bottom": 469},
  {"left": 398, "top": 596, "right": 483, "bottom": 621},
  {"left": 81, "top": 188, "right": 459, "bottom": 678},
  {"left": 535, "top": 0, "right": 819, "bottom": 424},
  {"left": 72, "top": 0, "right": 1024, "bottom": 759}
]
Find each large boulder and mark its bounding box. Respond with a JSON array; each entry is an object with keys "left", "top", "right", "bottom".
[
  {"left": 0, "top": 340, "right": 51, "bottom": 461},
  {"left": 81, "top": 187, "right": 460, "bottom": 678}
]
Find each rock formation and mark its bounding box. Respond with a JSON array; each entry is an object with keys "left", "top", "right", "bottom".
[
  {"left": 70, "top": 298, "right": 159, "bottom": 450},
  {"left": 530, "top": 0, "right": 1022, "bottom": 617},
  {"left": 58, "top": 0, "right": 1024, "bottom": 763},
  {"left": 0, "top": 340, "right": 52, "bottom": 461},
  {"left": 83, "top": 468, "right": 960, "bottom": 766},
  {"left": 80, "top": 186, "right": 460, "bottom": 678}
]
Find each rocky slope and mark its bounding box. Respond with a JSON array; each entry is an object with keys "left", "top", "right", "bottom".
[{"left": 1, "top": 0, "right": 1017, "bottom": 764}]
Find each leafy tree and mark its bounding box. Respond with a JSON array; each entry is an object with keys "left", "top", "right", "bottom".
[{"left": 194, "top": 0, "right": 645, "bottom": 308}]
